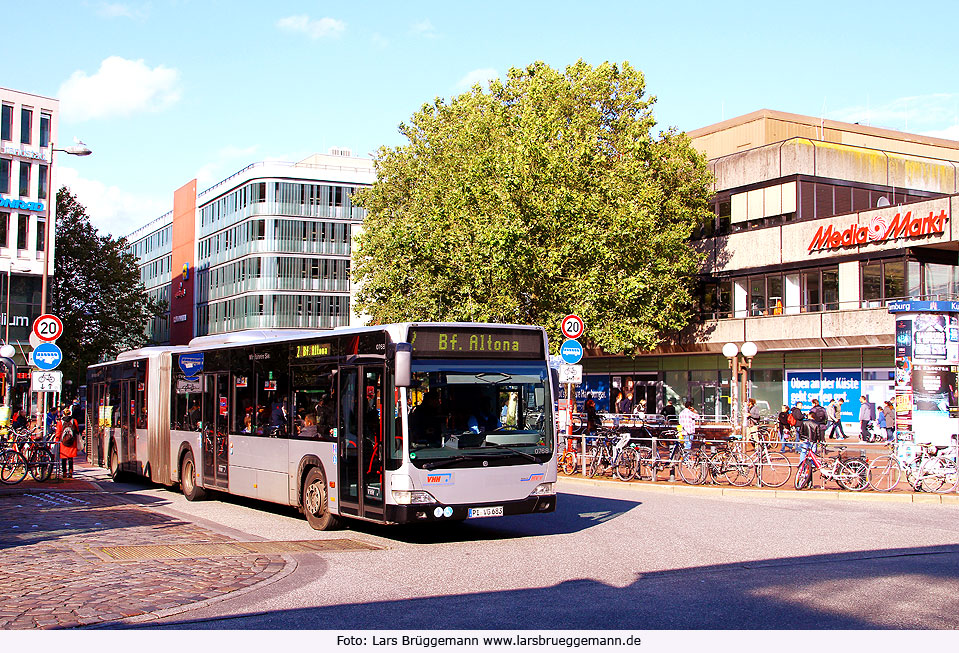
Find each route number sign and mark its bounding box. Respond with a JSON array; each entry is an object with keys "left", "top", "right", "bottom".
[
  {"left": 561, "top": 314, "right": 585, "bottom": 339},
  {"left": 33, "top": 314, "right": 63, "bottom": 342}
]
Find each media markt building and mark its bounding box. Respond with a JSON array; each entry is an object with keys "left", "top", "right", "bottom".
[{"left": 580, "top": 110, "right": 959, "bottom": 439}]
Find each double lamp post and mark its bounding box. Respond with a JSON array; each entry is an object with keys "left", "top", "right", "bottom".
[{"left": 723, "top": 341, "right": 757, "bottom": 429}]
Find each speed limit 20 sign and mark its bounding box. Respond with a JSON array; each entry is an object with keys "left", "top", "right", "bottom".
[
  {"left": 33, "top": 314, "right": 63, "bottom": 342},
  {"left": 561, "top": 314, "right": 585, "bottom": 339}
]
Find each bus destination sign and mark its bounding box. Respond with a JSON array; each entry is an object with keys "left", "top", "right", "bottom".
[{"left": 410, "top": 327, "right": 545, "bottom": 359}]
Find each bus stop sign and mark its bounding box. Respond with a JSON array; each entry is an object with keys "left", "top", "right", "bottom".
[{"left": 560, "top": 339, "right": 583, "bottom": 365}]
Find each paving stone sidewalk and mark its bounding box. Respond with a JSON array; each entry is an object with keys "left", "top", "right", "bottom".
[{"left": 0, "top": 462, "right": 290, "bottom": 629}]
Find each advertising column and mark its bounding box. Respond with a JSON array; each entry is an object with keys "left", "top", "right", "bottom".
[
  {"left": 169, "top": 180, "right": 197, "bottom": 345},
  {"left": 888, "top": 300, "right": 959, "bottom": 446}
]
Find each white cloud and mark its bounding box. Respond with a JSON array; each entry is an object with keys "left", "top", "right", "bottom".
[
  {"left": 57, "top": 166, "right": 169, "bottom": 239},
  {"left": 95, "top": 2, "right": 150, "bottom": 21},
  {"left": 455, "top": 68, "right": 498, "bottom": 92},
  {"left": 923, "top": 124, "right": 959, "bottom": 141},
  {"left": 58, "top": 56, "right": 181, "bottom": 122},
  {"left": 276, "top": 14, "right": 345, "bottom": 39},
  {"left": 830, "top": 93, "right": 959, "bottom": 135},
  {"left": 410, "top": 19, "right": 437, "bottom": 39}
]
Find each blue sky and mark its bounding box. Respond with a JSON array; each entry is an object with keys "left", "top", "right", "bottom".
[{"left": 5, "top": 0, "right": 959, "bottom": 237}]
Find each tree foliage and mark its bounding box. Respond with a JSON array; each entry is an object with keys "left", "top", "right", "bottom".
[
  {"left": 351, "top": 60, "right": 713, "bottom": 354},
  {"left": 50, "top": 188, "right": 164, "bottom": 388}
]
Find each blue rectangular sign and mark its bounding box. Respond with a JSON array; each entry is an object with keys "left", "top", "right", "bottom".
[{"left": 786, "top": 371, "right": 861, "bottom": 422}]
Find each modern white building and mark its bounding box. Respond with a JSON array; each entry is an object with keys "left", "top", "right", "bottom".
[
  {"left": 0, "top": 87, "right": 59, "bottom": 367},
  {"left": 126, "top": 150, "right": 375, "bottom": 345}
]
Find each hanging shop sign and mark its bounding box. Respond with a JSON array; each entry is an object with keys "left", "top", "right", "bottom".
[{"left": 807, "top": 208, "right": 948, "bottom": 252}]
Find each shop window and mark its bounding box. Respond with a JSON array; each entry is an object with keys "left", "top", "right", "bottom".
[
  {"left": 822, "top": 269, "right": 839, "bottom": 310},
  {"left": 861, "top": 262, "right": 882, "bottom": 307},
  {"left": 803, "top": 270, "right": 821, "bottom": 312},
  {"left": 884, "top": 260, "right": 905, "bottom": 302}
]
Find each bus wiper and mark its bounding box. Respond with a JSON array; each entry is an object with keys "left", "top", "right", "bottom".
[
  {"left": 482, "top": 444, "right": 539, "bottom": 463},
  {"left": 423, "top": 456, "right": 473, "bottom": 470}
]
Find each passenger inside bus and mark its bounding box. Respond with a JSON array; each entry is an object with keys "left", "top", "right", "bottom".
[{"left": 298, "top": 413, "right": 319, "bottom": 438}]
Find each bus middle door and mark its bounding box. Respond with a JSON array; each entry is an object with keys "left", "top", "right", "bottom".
[
  {"left": 337, "top": 365, "right": 385, "bottom": 522},
  {"left": 201, "top": 373, "right": 230, "bottom": 490}
]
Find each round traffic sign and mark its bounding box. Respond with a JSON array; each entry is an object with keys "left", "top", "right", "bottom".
[
  {"left": 560, "top": 339, "right": 584, "bottom": 365},
  {"left": 33, "top": 314, "right": 63, "bottom": 342},
  {"left": 561, "top": 314, "right": 585, "bottom": 339},
  {"left": 33, "top": 342, "right": 63, "bottom": 370}
]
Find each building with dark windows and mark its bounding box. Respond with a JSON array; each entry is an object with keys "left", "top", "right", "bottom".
[
  {"left": 125, "top": 151, "right": 374, "bottom": 345},
  {"left": 580, "top": 110, "right": 959, "bottom": 434},
  {"left": 0, "top": 87, "right": 59, "bottom": 369}
]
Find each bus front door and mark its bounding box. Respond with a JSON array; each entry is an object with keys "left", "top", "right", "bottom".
[
  {"left": 337, "top": 365, "right": 385, "bottom": 522},
  {"left": 201, "top": 373, "right": 230, "bottom": 490}
]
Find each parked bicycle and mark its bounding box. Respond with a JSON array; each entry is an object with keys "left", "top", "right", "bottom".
[{"left": 795, "top": 443, "right": 868, "bottom": 491}]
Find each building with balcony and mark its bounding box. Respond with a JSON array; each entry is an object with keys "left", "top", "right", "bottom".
[
  {"left": 581, "top": 110, "right": 959, "bottom": 427},
  {"left": 0, "top": 87, "right": 59, "bottom": 369},
  {"left": 126, "top": 150, "right": 374, "bottom": 345}
]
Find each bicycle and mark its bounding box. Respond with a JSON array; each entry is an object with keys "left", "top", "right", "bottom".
[
  {"left": 559, "top": 436, "right": 583, "bottom": 476},
  {"left": 741, "top": 439, "right": 792, "bottom": 488},
  {"left": 640, "top": 431, "right": 702, "bottom": 484},
  {"left": 794, "top": 443, "right": 868, "bottom": 491},
  {"left": 586, "top": 429, "right": 636, "bottom": 481},
  {"left": 0, "top": 445, "right": 28, "bottom": 485},
  {"left": 910, "top": 445, "right": 958, "bottom": 493}
]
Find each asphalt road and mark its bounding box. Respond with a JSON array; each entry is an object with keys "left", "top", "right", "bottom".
[{"left": 106, "top": 477, "right": 959, "bottom": 630}]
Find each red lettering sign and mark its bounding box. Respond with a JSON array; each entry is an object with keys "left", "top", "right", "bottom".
[{"left": 809, "top": 209, "right": 948, "bottom": 252}]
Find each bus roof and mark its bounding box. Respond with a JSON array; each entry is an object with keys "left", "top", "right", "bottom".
[{"left": 94, "top": 323, "right": 547, "bottom": 365}]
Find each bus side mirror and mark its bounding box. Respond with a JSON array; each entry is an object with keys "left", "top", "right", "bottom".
[{"left": 395, "top": 342, "right": 412, "bottom": 387}]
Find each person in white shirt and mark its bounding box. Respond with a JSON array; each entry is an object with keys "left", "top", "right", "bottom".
[{"left": 678, "top": 402, "right": 698, "bottom": 451}]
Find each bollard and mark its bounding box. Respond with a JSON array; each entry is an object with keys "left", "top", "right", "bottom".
[{"left": 650, "top": 436, "right": 658, "bottom": 482}]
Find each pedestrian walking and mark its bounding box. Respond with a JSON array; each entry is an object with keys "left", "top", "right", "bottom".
[
  {"left": 825, "top": 397, "right": 846, "bottom": 439},
  {"left": 882, "top": 400, "right": 896, "bottom": 442},
  {"left": 778, "top": 404, "right": 794, "bottom": 452},
  {"left": 859, "top": 396, "right": 872, "bottom": 439},
  {"left": 662, "top": 398, "right": 677, "bottom": 424},
  {"left": 56, "top": 407, "right": 79, "bottom": 478}
]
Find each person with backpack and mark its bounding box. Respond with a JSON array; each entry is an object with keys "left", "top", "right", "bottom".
[
  {"left": 778, "top": 404, "right": 794, "bottom": 453},
  {"left": 56, "top": 407, "right": 79, "bottom": 478}
]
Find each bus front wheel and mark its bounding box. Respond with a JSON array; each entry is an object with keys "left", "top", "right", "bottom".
[
  {"left": 181, "top": 451, "right": 206, "bottom": 501},
  {"left": 303, "top": 467, "right": 340, "bottom": 531}
]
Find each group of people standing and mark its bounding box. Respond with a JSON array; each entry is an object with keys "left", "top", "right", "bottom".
[{"left": 775, "top": 395, "right": 896, "bottom": 454}]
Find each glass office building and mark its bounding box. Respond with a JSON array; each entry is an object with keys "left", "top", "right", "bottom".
[{"left": 125, "top": 151, "right": 374, "bottom": 345}]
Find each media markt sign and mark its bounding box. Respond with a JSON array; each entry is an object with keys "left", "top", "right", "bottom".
[{"left": 808, "top": 204, "right": 949, "bottom": 252}]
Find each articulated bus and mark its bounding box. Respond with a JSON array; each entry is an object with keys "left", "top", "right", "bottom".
[{"left": 85, "top": 323, "right": 557, "bottom": 529}]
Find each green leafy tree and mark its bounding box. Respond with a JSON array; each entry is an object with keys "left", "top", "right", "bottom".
[
  {"left": 352, "top": 60, "right": 713, "bottom": 354},
  {"left": 50, "top": 187, "right": 165, "bottom": 391}
]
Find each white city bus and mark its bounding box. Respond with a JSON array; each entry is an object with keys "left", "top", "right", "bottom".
[{"left": 85, "top": 323, "right": 557, "bottom": 529}]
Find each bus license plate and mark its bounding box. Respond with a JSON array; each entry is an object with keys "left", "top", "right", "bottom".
[{"left": 468, "top": 506, "right": 503, "bottom": 518}]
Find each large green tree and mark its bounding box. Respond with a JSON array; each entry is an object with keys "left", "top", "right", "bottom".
[
  {"left": 50, "top": 188, "right": 164, "bottom": 390},
  {"left": 352, "top": 60, "right": 713, "bottom": 354}
]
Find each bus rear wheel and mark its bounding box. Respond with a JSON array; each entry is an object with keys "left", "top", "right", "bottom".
[
  {"left": 303, "top": 467, "right": 340, "bottom": 531},
  {"left": 181, "top": 451, "right": 206, "bottom": 501}
]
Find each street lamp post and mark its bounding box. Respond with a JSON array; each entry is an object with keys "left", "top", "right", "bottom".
[
  {"left": 41, "top": 141, "right": 92, "bottom": 316},
  {"left": 723, "top": 341, "right": 758, "bottom": 430}
]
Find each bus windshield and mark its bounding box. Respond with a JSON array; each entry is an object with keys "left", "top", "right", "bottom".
[{"left": 406, "top": 361, "right": 552, "bottom": 468}]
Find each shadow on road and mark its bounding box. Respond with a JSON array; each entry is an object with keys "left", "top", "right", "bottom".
[{"left": 123, "top": 543, "right": 959, "bottom": 630}]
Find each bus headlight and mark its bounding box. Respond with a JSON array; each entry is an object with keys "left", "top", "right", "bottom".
[
  {"left": 392, "top": 490, "right": 438, "bottom": 505},
  {"left": 529, "top": 482, "right": 555, "bottom": 496}
]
